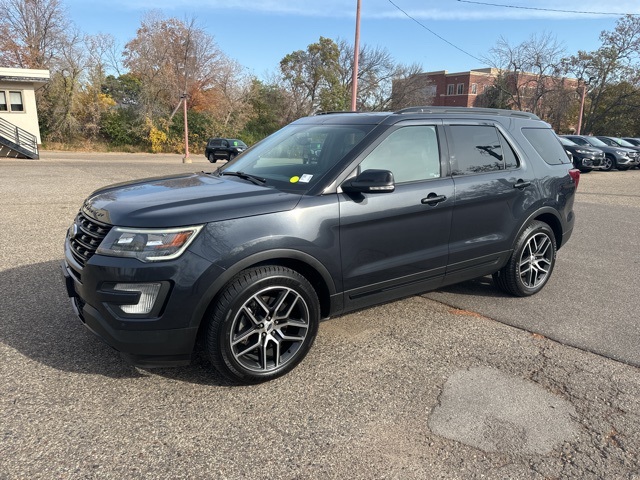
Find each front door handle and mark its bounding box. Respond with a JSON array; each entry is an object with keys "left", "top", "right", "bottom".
[
  {"left": 513, "top": 180, "right": 531, "bottom": 190},
  {"left": 421, "top": 193, "right": 447, "bottom": 206}
]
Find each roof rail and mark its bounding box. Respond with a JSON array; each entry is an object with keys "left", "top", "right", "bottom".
[
  {"left": 394, "top": 106, "right": 540, "bottom": 120},
  {"left": 314, "top": 110, "right": 359, "bottom": 116}
]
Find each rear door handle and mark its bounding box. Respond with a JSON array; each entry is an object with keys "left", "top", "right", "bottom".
[
  {"left": 513, "top": 180, "right": 531, "bottom": 190},
  {"left": 421, "top": 194, "right": 447, "bottom": 206}
]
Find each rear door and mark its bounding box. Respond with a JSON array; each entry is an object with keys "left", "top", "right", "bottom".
[{"left": 443, "top": 122, "right": 538, "bottom": 283}]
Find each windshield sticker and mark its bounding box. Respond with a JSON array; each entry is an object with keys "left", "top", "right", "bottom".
[
  {"left": 299, "top": 174, "right": 313, "bottom": 183},
  {"left": 290, "top": 176, "right": 300, "bottom": 183}
]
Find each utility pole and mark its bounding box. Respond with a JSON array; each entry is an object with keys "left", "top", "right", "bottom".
[
  {"left": 182, "top": 92, "right": 191, "bottom": 163},
  {"left": 350, "top": 0, "right": 361, "bottom": 112}
]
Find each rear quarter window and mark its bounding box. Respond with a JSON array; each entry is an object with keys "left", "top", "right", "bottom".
[{"left": 521, "top": 128, "right": 570, "bottom": 165}]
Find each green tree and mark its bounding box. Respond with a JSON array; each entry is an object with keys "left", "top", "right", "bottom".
[
  {"left": 280, "top": 36, "right": 343, "bottom": 115},
  {"left": 567, "top": 15, "right": 640, "bottom": 134}
]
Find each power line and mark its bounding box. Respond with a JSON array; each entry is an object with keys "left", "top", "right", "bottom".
[
  {"left": 456, "top": 0, "right": 640, "bottom": 16},
  {"left": 386, "top": 0, "right": 485, "bottom": 64}
]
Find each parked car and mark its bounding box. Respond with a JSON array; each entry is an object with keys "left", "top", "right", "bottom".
[
  {"left": 562, "top": 135, "right": 638, "bottom": 171},
  {"left": 595, "top": 136, "right": 640, "bottom": 170},
  {"left": 204, "top": 138, "right": 247, "bottom": 163},
  {"left": 62, "top": 107, "right": 579, "bottom": 384},
  {"left": 621, "top": 137, "right": 640, "bottom": 147},
  {"left": 557, "top": 136, "right": 604, "bottom": 172}
]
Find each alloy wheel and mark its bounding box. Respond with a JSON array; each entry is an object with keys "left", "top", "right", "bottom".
[
  {"left": 229, "top": 286, "right": 310, "bottom": 373},
  {"left": 518, "top": 232, "right": 553, "bottom": 288}
]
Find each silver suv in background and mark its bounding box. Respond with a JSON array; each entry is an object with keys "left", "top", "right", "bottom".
[{"left": 562, "top": 135, "right": 638, "bottom": 171}]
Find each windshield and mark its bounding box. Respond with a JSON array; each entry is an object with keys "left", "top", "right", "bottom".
[
  {"left": 614, "top": 137, "right": 635, "bottom": 147},
  {"left": 221, "top": 123, "right": 374, "bottom": 193},
  {"left": 229, "top": 139, "right": 247, "bottom": 148},
  {"left": 585, "top": 136, "right": 608, "bottom": 147},
  {"left": 558, "top": 136, "right": 576, "bottom": 146}
]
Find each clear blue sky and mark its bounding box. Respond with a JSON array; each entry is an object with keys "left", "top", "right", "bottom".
[{"left": 66, "top": 0, "right": 640, "bottom": 78}]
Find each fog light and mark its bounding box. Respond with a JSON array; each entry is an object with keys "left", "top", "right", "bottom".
[{"left": 113, "top": 283, "right": 161, "bottom": 315}]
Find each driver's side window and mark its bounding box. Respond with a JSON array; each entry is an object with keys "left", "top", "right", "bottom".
[{"left": 359, "top": 126, "right": 440, "bottom": 183}]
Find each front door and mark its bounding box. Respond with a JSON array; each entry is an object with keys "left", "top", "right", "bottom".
[{"left": 339, "top": 124, "right": 454, "bottom": 310}]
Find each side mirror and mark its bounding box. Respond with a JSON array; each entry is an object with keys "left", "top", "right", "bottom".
[{"left": 342, "top": 169, "right": 395, "bottom": 194}]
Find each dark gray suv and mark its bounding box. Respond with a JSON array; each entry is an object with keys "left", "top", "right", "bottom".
[{"left": 62, "top": 107, "right": 579, "bottom": 384}]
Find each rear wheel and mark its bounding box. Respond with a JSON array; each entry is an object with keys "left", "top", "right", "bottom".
[
  {"left": 493, "top": 221, "right": 556, "bottom": 297},
  {"left": 206, "top": 266, "right": 320, "bottom": 384},
  {"left": 208, "top": 153, "right": 216, "bottom": 163}
]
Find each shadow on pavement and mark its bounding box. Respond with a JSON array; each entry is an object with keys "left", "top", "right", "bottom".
[{"left": 0, "top": 259, "right": 231, "bottom": 386}]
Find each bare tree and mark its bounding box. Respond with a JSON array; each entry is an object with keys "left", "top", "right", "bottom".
[
  {"left": 0, "top": 0, "right": 70, "bottom": 68},
  {"left": 483, "top": 33, "right": 567, "bottom": 116}
]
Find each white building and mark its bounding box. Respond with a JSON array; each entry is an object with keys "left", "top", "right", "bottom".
[{"left": 0, "top": 67, "right": 50, "bottom": 159}]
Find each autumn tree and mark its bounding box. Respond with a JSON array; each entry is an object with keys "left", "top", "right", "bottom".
[
  {"left": 0, "top": 0, "right": 70, "bottom": 68},
  {"left": 123, "top": 13, "right": 224, "bottom": 122}
]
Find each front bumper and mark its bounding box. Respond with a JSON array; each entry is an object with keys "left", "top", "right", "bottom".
[
  {"left": 61, "top": 243, "right": 217, "bottom": 367},
  {"left": 617, "top": 156, "right": 638, "bottom": 167}
]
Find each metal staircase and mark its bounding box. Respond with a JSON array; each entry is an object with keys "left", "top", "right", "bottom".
[{"left": 0, "top": 117, "right": 39, "bottom": 159}]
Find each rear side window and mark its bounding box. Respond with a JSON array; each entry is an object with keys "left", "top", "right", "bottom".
[
  {"left": 449, "top": 125, "right": 519, "bottom": 176},
  {"left": 522, "top": 128, "right": 570, "bottom": 165}
]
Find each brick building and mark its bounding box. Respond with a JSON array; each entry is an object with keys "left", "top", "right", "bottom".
[{"left": 419, "top": 68, "right": 498, "bottom": 107}]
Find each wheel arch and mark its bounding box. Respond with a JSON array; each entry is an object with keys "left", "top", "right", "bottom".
[
  {"left": 515, "top": 208, "right": 564, "bottom": 251},
  {"left": 192, "top": 249, "right": 337, "bottom": 335}
]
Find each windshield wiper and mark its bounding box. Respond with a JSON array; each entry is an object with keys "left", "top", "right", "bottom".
[{"left": 221, "top": 171, "right": 267, "bottom": 186}]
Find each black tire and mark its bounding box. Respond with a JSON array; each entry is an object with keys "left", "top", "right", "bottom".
[
  {"left": 208, "top": 153, "right": 216, "bottom": 163},
  {"left": 600, "top": 156, "right": 615, "bottom": 171},
  {"left": 493, "top": 221, "right": 557, "bottom": 297},
  {"left": 229, "top": 153, "right": 236, "bottom": 161},
  {"left": 617, "top": 166, "right": 630, "bottom": 171},
  {"left": 205, "top": 266, "right": 319, "bottom": 384}
]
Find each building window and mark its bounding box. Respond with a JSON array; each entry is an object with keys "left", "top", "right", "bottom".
[
  {"left": 471, "top": 83, "right": 477, "bottom": 95},
  {"left": 447, "top": 84, "right": 455, "bottom": 95},
  {"left": 0, "top": 90, "right": 24, "bottom": 112},
  {"left": 457, "top": 83, "right": 465, "bottom": 95},
  {"left": 10, "top": 91, "right": 24, "bottom": 111}
]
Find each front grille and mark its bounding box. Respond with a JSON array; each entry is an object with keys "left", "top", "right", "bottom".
[{"left": 69, "top": 211, "right": 112, "bottom": 268}]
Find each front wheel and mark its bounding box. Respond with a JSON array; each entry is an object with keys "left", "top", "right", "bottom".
[
  {"left": 600, "top": 156, "right": 614, "bottom": 171},
  {"left": 206, "top": 266, "right": 320, "bottom": 384},
  {"left": 493, "top": 221, "right": 557, "bottom": 297},
  {"left": 208, "top": 153, "right": 216, "bottom": 163}
]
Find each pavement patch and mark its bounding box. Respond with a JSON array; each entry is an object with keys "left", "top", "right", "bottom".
[{"left": 428, "top": 366, "right": 578, "bottom": 455}]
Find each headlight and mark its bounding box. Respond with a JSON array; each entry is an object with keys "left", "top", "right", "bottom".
[
  {"left": 615, "top": 150, "right": 628, "bottom": 156},
  {"left": 575, "top": 149, "right": 590, "bottom": 154},
  {"left": 96, "top": 226, "right": 203, "bottom": 262}
]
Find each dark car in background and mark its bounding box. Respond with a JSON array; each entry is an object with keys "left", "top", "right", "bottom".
[
  {"left": 562, "top": 135, "right": 638, "bottom": 171},
  {"left": 204, "top": 138, "right": 247, "bottom": 163},
  {"left": 558, "top": 136, "right": 604, "bottom": 172},
  {"left": 63, "top": 107, "right": 579, "bottom": 384}
]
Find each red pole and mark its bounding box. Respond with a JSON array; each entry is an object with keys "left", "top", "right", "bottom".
[
  {"left": 183, "top": 93, "right": 191, "bottom": 163},
  {"left": 576, "top": 83, "right": 586, "bottom": 135},
  {"left": 350, "top": 0, "right": 361, "bottom": 112}
]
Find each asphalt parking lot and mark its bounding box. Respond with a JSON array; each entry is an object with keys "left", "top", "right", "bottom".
[{"left": 1, "top": 151, "right": 639, "bottom": 479}]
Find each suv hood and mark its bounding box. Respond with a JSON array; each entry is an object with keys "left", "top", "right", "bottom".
[{"left": 82, "top": 172, "right": 302, "bottom": 227}]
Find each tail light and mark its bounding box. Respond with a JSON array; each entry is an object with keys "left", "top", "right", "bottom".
[{"left": 568, "top": 168, "right": 580, "bottom": 189}]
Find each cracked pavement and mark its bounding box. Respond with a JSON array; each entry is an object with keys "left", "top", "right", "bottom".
[{"left": 1, "top": 153, "right": 639, "bottom": 479}]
